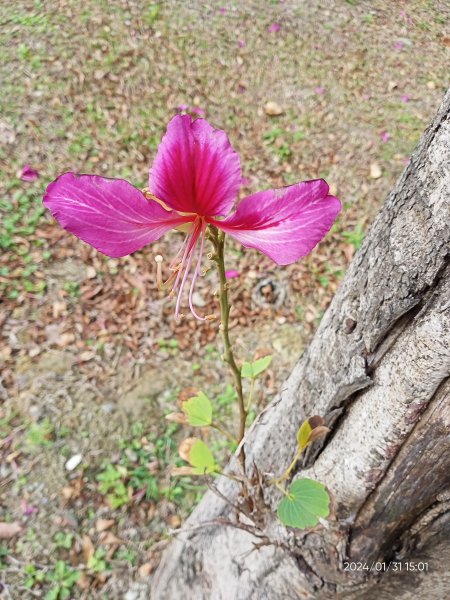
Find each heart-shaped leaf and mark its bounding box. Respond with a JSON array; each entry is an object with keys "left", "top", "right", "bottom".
[
  {"left": 277, "top": 478, "right": 330, "bottom": 529},
  {"left": 182, "top": 391, "right": 213, "bottom": 427},
  {"left": 188, "top": 439, "right": 217, "bottom": 475},
  {"left": 241, "top": 355, "right": 272, "bottom": 379}
]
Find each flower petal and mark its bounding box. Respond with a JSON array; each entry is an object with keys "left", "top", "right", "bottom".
[
  {"left": 43, "top": 172, "right": 190, "bottom": 258},
  {"left": 212, "top": 179, "right": 341, "bottom": 265},
  {"left": 20, "top": 164, "right": 40, "bottom": 182},
  {"left": 149, "top": 115, "right": 241, "bottom": 217}
]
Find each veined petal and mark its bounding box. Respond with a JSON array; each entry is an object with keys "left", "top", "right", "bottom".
[
  {"left": 149, "top": 115, "right": 241, "bottom": 217},
  {"left": 211, "top": 179, "right": 341, "bottom": 265},
  {"left": 43, "top": 172, "right": 191, "bottom": 258}
]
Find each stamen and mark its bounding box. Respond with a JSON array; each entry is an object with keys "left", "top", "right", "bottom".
[
  {"left": 188, "top": 224, "right": 208, "bottom": 321},
  {"left": 171, "top": 232, "right": 193, "bottom": 297},
  {"left": 169, "top": 234, "right": 189, "bottom": 271},
  {"left": 141, "top": 187, "right": 172, "bottom": 211},
  {"left": 155, "top": 254, "right": 181, "bottom": 291},
  {"left": 157, "top": 220, "right": 213, "bottom": 322},
  {"left": 174, "top": 238, "right": 197, "bottom": 321}
]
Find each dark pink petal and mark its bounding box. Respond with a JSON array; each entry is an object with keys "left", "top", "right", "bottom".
[
  {"left": 268, "top": 23, "right": 281, "bottom": 33},
  {"left": 314, "top": 86, "right": 326, "bottom": 95},
  {"left": 43, "top": 173, "right": 190, "bottom": 258},
  {"left": 225, "top": 269, "right": 240, "bottom": 279},
  {"left": 20, "top": 164, "right": 39, "bottom": 182},
  {"left": 211, "top": 179, "right": 341, "bottom": 265},
  {"left": 149, "top": 115, "right": 241, "bottom": 217}
]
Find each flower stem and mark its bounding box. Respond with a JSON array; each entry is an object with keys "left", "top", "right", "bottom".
[{"left": 210, "top": 228, "right": 247, "bottom": 470}]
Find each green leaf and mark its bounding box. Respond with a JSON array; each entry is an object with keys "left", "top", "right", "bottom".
[
  {"left": 277, "top": 478, "right": 330, "bottom": 529},
  {"left": 189, "top": 439, "right": 217, "bottom": 475},
  {"left": 297, "top": 419, "right": 313, "bottom": 452},
  {"left": 182, "top": 392, "right": 213, "bottom": 427},
  {"left": 241, "top": 355, "right": 272, "bottom": 378},
  {"left": 44, "top": 589, "right": 60, "bottom": 600}
]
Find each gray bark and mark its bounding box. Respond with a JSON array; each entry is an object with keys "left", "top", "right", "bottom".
[{"left": 152, "top": 90, "right": 450, "bottom": 600}]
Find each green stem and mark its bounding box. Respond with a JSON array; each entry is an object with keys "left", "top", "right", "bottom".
[
  {"left": 273, "top": 481, "right": 291, "bottom": 497},
  {"left": 210, "top": 228, "right": 247, "bottom": 469},
  {"left": 269, "top": 446, "right": 303, "bottom": 486},
  {"left": 211, "top": 421, "right": 239, "bottom": 445},
  {"left": 245, "top": 377, "right": 256, "bottom": 412}
]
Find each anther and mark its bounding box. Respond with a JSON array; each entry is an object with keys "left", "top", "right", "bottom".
[{"left": 141, "top": 187, "right": 156, "bottom": 201}]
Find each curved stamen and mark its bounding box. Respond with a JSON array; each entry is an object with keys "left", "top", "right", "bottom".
[
  {"left": 189, "top": 222, "right": 207, "bottom": 321},
  {"left": 174, "top": 221, "right": 202, "bottom": 321},
  {"left": 169, "top": 233, "right": 190, "bottom": 271},
  {"left": 170, "top": 231, "right": 193, "bottom": 297}
]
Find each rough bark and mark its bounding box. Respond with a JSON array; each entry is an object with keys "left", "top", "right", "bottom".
[{"left": 152, "top": 90, "right": 450, "bottom": 600}]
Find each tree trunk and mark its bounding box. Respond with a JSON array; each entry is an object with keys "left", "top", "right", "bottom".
[{"left": 152, "top": 90, "right": 450, "bottom": 600}]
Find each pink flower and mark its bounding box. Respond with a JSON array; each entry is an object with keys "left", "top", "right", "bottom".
[
  {"left": 219, "top": 7, "right": 226, "bottom": 14},
  {"left": 268, "top": 23, "right": 281, "bottom": 33},
  {"left": 314, "top": 86, "right": 326, "bottom": 95},
  {"left": 401, "top": 94, "right": 410, "bottom": 103},
  {"left": 20, "top": 164, "right": 40, "bottom": 182},
  {"left": 238, "top": 40, "right": 245, "bottom": 48},
  {"left": 225, "top": 270, "right": 240, "bottom": 279},
  {"left": 43, "top": 115, "right": 341, "bottom": 320},
  {"left": 394, "top": 40, "right": 404, "bottom": 51},
  {"left": 380, "top": 130, "right": 390, "bottom": 143}
]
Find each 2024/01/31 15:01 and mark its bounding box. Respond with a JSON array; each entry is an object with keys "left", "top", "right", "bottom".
[{"left": 343, "top": 561, "right": 429, "bottom": 572}]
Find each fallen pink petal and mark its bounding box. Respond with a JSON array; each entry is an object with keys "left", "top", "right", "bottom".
[
  {"left": 401, "top": 94, "right": 410, "bottom": 103},
  {"left": 394, "top": 41, "right": 404, "bottom": 51},
  {"left": 176, "top": 103, "right": 190, "bottom": 112},
  {"left": 20, "top": 499, "right": 38, "bottom": 516},
  {"left": 44, "top": 115, "right": 341, "bottom": 321},
  {"left": 314, "top": 86, "right": 326, "bottom": 95},
  {"left": 191, "top": 107, "right": 205, "bottom": 116},
  {"left": 268, "top": 23, "right": 281, "bottom": 33},
  {"left": 238, "top": 40, "right": 245, "bottom": 48},
  {"left": 20, "top": 164, "right": 40, "bottom": 182},
  {"left": 380, "top": 131, "right": 390, "bottom": 142},
  {"left": 225, "top": 270, "right": 240, "bottom": 279}
]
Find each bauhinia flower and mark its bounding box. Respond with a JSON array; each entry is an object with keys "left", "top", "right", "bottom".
[{"left": 43, "top": 115, "right": 341, "bottom": 320}]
